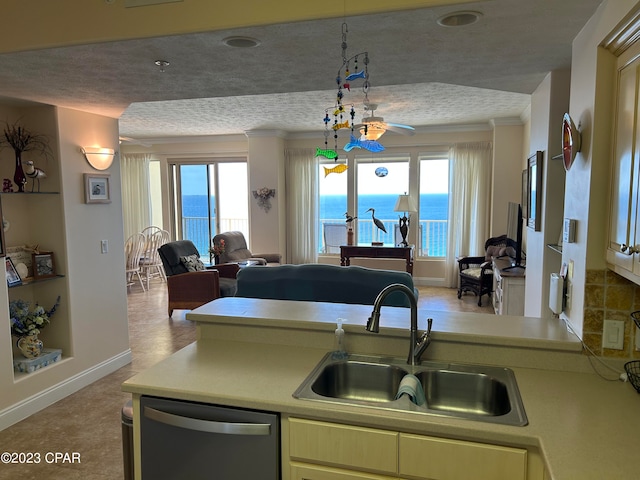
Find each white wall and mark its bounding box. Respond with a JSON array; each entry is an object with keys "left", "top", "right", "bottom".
[
  {"left": 56, "top": 107, "right": 130, "bottom": 364},
  {"left": 524, "top": 70, "right": 570, "bottom": 318}
]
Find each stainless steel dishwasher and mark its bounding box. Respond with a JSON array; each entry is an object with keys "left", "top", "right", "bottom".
[{"left": 140, "top": 396, "right": 280, "bottom": 479}]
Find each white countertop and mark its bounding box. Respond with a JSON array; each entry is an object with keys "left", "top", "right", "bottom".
[{"left": 123, "top": 298, "right": 640, "bottom": 479}]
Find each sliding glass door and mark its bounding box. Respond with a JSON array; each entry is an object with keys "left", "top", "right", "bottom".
[{"left": 172, "top": 161, "right": 248, "bottom": 259}]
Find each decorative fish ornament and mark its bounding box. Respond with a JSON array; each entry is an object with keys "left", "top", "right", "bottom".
[
  {"left": 315, "top": 147, "right": 339, "bottom": 160},
  {"left": 343, "top": 134, "right": 385, "bottom": 153},
  {"left": 345, "top": 70, "right": 366, "bottom": 81},
  {"left": 332, "top": 120, "right": 350, "bottom": 131},
  {"left": 323, "top": 164, "right": 348, "bottom": 177}
]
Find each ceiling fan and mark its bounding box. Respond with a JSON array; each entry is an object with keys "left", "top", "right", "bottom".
[{"left": 355, "top": 102, "right": 415, "bottom": 140}]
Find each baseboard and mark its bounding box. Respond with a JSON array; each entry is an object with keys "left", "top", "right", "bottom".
[
  {"left": 0, "top": 349, "right": 132, "bottom": 431},
  {"left": 412, "top": 277, "right": 448, "bottom": 287}
]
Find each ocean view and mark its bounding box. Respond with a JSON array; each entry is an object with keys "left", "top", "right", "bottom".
[{"left": 182, "top": 193, "right": 449, "bottom": 256}]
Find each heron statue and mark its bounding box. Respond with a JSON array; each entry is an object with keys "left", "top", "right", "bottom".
[{"left": 366, "top": 208, "right": 387, "bottom": 238}]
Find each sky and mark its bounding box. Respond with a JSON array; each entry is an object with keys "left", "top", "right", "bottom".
[{"left": 321, "top": 158, "right": 449, "bottom": 195}]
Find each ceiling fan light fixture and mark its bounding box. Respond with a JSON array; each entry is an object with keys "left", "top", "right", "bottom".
[
  {"left": 222, "top": 36, "right": 261, "bottom": 48},
  {"left": 360, "top": 124, "right": 385, "bottom": 140},
  {"left": 437, "top": 11, "right": 482, "bottom": 28}
]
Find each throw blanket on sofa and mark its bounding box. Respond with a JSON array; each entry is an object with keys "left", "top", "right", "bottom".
[{"left": 236, "top": 263, "right": 418, "bottom": 307}]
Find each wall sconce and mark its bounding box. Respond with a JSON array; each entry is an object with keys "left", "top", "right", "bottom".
[{"left": 80, "top": 146, "right": 116, "bottom": 171}]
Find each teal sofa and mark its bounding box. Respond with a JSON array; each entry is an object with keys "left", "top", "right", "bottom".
[{"left": 235, "top": 263, "right": 418, "bottom": 307}]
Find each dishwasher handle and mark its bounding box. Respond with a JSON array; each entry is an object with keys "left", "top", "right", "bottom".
[{"left": 144, "top": 406, "right": 271, "bottom": 436}]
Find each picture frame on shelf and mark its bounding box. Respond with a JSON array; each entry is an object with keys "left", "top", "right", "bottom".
[
  {"left": 32, "top": 252, "right": 56, "bottom": 279},
  {"left": 6, "top": 257, "right": 21, "bottom": 287},
  {"left": 84, "top": 173, "right": 111, "bottom": 204}
]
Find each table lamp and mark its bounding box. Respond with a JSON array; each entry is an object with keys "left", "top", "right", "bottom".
[{"left": 394, "top": 194, "right": 417, "bottom": 246}]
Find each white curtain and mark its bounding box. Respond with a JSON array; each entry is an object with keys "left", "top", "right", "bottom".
[
  {"left": 285, "top": 148, "right": 319, "bottom": 264},
  {"left": 121, "top": 153, "right": 152, "bottom": 240},
  {"left": 444, "top": 142, "right": 492, "bottom": 287}
]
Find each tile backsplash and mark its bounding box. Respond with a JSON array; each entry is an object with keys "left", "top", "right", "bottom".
[{"left": 583, "top": 269, "right": 640, "bottom": 358}]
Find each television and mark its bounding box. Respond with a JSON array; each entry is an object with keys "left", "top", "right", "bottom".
[{"left": 504, "top": 201, "right": 525, "bottom": 270}]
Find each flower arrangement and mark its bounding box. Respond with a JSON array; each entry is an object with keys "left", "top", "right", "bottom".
[
  {"left": 209, "top": 238, "right": 226, "bottom": 257},
  {"left": 0, "top": 120, "right": 53, "bottom": 158},
  {"left": 10, "top": 296, "right": 60, "bottom": 337},
  {"left": 252, "top": 187, "right": 276, "bottom": 212}
]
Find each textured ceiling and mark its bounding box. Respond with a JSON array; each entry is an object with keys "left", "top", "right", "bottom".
[{"left": 0, "top": 0, "right": 603, "bottom": 142}]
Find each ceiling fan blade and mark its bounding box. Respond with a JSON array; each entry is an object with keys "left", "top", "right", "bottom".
[
  {"left": 384, "top": 124, "right": 416, "bottom": 135},
  {"left": 119, "top": 136, "right": 153, "bottom": 147}
]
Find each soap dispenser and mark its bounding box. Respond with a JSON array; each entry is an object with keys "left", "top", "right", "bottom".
[{"left": 332, "top": 318, "right": 348, "bottom": 359}]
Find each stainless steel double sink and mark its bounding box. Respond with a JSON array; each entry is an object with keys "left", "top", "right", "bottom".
[{"left": 293, "top": 353, "right": 528, "bottom": 426}]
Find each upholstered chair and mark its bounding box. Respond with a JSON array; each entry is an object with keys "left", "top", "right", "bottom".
[
  {"left": 158, "top": 240, "right": 239, "bottom": 317},
  {"left": 212, "top": 231, "right": 281, "bottom": 266},
  {"left": 457, "top": 235, "right": 516, "bottom": 306}
]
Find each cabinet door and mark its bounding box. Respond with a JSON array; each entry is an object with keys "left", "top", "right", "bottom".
[
  {"left": 399, "top": 433, "right": 527, "bottom": 480},
  {"left": 608, "top": 46, "right": 640, "bottom": 274},
  {"left": 291, "top": 462, "right": 398, "bottom": 480},
  {"left": 289, "top": 418, "right": 398, "bottom": 475}
]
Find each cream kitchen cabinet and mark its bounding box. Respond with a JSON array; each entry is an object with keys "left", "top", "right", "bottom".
[
  {"left": 286, "top": 417, "right": 541, "bottom": 480},
  {"left": 607, "top": 38, "right": 640, "bottom": 282}
]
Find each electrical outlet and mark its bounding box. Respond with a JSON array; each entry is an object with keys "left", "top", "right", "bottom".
[
  {"left": 603, "top": 320, "right": 625, "bottom": 350},
  {"left": 101, "top": 239, "right": 108, "bottom": 254}
]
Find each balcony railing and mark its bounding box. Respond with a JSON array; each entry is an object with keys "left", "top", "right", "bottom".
[
  {"left": 320, "top": 218, "right": 447, "bottom": 257},
  {"left": 182, "top": 216, "right": 447, "bottom": 259}
]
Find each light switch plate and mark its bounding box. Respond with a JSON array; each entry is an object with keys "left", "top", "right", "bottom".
[{"left": 603, "top": 320, "right": 625, "bottom": 350}]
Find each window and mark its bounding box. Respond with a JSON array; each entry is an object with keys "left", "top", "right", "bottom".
[
  {"left": 318, "top": 161, "right": 347, "bottom": 253},
  {"left": 419, "top": 156, "right": 449, "bottom": 257},
  {"left": 316, "top": 151, "right": 450, "bottom": 259},
  {"left": 171, "top": 161, "right": 248, "bottom": 259},
  {"left": 357, "top": 156, "right": 409, "bottom": 246}
]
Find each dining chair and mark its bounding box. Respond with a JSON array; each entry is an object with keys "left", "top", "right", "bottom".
[
  {"left": 125, "top": 233, "right": 147, "bottom": 291},
  {"left": 140, "top": 229, "right": 169, "bottom": 289}
]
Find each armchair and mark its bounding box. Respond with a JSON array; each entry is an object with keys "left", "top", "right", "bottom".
[
  {"left": 158, "top": 240, "right": 240, "bottom": 317},
  {"left": 457, "top": 235, "right": 515, "bottom": 306},
  {"left": 212, "top": 231, "right": 281, "bottom": 265}
]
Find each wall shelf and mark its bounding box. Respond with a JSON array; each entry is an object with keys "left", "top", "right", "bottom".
[
  {"left": 8, "top": 274, "right": 65, "bottom": 289},
  {"left": 1, "top": 191, "right": 59, "bottom": 195}
]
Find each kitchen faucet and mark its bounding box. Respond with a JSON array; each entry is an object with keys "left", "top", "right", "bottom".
[{"left": 366, "top": 283, "right": 433, "bottom": 366}]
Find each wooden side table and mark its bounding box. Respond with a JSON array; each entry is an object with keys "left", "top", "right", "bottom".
[{"left": 340, "top": 245, "right": 414, "bottom": 275}]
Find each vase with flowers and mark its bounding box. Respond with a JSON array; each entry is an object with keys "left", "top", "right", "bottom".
[
  {"left": 209, "top": 239, "right": 226, "bottom": 264},
  {"left": 0, "top": 120, "right": 53, "bottom": 193},
  {"left": 10, "top": 296, "right": 60, "bottom": 359}
]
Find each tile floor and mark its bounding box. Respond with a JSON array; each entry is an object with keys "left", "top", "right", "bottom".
[{"left": 0, "top": 282, "right": 491, "bottom": 480}]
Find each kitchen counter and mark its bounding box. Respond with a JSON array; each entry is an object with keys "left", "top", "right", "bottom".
[{"left": 123, "top": 298, "right": 640, "bottom": 479}]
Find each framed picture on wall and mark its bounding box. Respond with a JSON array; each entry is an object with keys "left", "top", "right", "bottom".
[{"left": 84, "top": 173, "right": 111, "bottom": 204}]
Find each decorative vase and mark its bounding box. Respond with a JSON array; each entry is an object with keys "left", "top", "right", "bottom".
[
  {"left": 214, "top": 255, "right": 220, "bottom": 265},
  {"left": 17, "top": 334, "right": 43, "bottom": 359},
  {"left": 13, "top": 151, "right": 26, "bottom": 193}
]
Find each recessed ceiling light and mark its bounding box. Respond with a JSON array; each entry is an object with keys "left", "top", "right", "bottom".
[
  {"left": 222, "top": 36, "right": 261, "bottom": 48},
  {"left": 437, "top": 11, "right": 482, "bottom": 27}
]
